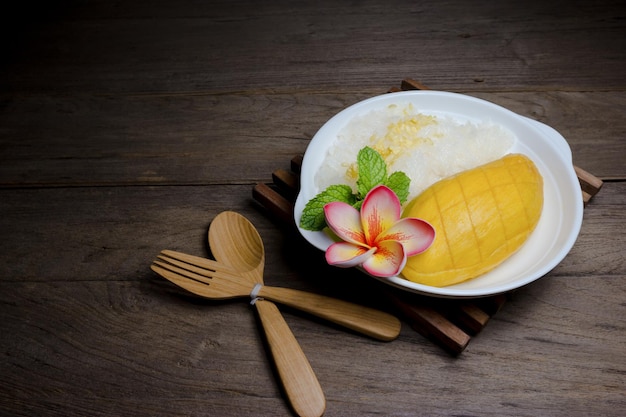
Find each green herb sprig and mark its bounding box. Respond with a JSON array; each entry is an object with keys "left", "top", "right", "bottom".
[{"left": 299, "top": 146, "right": 410, "bottom": 231}]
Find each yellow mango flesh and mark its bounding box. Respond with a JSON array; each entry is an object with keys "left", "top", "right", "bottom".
[{"left": 402, "top": 153, "right": 543, "bottom": 287}]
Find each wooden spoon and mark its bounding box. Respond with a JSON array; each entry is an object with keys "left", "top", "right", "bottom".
[{"left": 208, "top": 211, "right": 325, "bottom": 417}]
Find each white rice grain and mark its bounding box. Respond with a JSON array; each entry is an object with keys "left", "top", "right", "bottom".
[{"left": 314, "top": 103, "right": 515, "bottom": 202}]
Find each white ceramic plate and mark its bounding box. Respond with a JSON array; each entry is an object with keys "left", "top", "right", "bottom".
[{"left": 294, "top": 91, "right": 583, "bottom": 298}]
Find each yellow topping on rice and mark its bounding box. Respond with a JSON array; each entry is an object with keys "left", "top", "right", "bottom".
[{"left": 346, "top": 112, "right": 438, "bottom": 181}]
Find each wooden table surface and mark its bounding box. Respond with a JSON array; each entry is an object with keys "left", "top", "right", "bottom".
[{"left": 1, "top": 1, "right": 624, "bottom": 416}]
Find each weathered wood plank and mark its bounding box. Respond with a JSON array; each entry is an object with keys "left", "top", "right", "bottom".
[
  {"left": 1, "top": 91, "right": 624, "bottom": 187},
  {"left": 2, "top": 0, "right": 624, "bottom": 94},
  {"left": 0, "top": 92, "right": 343, "bottom": 187},
  {"left": 1, "top": 274, "right": 623, "bottom": 416},
  {"left": 0, "top": 183, "right": 623, "bottom": 285},
  {"left": 0, "top": 280, "right": 291, "bottom": 417}
]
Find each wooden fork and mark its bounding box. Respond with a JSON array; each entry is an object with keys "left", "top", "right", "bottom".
[{"left": 151, "top": 250, "right": 401, "bottom": 341}]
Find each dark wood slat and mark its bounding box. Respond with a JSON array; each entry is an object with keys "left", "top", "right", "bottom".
[
  {"left": 272, "top": 169, "right": 300, "bottom": 198},
  {"left": 395, "top": 301, "right": 471, "bottom": 355},
  {"left": 575, "top": 166, "right": 605, "bottom": 206},
  {"left": 253, "top": 183, "right": 295, "bottom": 227},
  {"left": 453, "top": 303, "right": 491, "bottom": 335}
]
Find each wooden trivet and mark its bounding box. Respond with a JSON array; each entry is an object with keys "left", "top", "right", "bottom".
[{"left": 252, "top": 79, "right": 603, "bottom": 354}]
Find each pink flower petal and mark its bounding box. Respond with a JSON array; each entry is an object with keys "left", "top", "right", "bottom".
[
  {"left": 324, "top": 202, "right": 366, "bottom": 245},
  {"left": 376, "top": 218, "right": 435, "bottom": 256},
  {"left": 362, "top": 240, "right": 406, "bottom": 277},
  {"left": 326, "top": 242, "right": 375, "bottom": 267},
  {"left": 360, "top": 185, "right": 401, "bottom": 246}
]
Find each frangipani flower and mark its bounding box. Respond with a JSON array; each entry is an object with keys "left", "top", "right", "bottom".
[{"left": 324, "top": 185, "right": 435, "bottom": 278}]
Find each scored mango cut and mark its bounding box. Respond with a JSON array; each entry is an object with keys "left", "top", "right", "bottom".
[{"left": 401, "top": 153, "right": 544, "bottom": 287}]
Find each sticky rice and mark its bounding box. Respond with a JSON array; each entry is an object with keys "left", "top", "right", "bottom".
[{"left": 314, "top": 103, "right": 516, "bottom": 201}]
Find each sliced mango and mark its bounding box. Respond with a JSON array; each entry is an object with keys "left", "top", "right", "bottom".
[{"left": 402, "top": 153, "right": 543, "bottom": 287}]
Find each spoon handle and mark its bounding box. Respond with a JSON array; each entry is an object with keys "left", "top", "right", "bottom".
[
  {"left": 253, "top": 299, "right": 326, "bottom": 417},
  {"left": 259, "top": 286, "right": 401, "bottom": 342}
]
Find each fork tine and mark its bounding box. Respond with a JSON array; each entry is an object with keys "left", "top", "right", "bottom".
[
  {"left": 156, "top": 254, "right": 216, "bottom": 281},
  {"left": 152, "top": 254, "right": 253, "bottom": 299},
  {"left": 152, "top": 261, "right": 246, "bottom": 300},
  {"left": 151, "top": 263, "right": 225, "bottom": 299},
  {"left": 160, "top": 249, "right": 238, "bottom": 274},
  {"left": 157, "top": 252, "right": 245, "bottom": 283},
  {"left": 153, "top": 259, "right": 213, "bottom": 285},
  {"left": 159, "top": 249, "right": 250, "bottom": 280}
]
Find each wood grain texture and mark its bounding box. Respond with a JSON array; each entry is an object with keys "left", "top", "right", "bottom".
[
  {"left": 1, "top": 275, "right": 623, "bottom": 416},
  {"left": 0, "top": 91, "right": 624, "bottom": 186},
  {"left": 253, "top": 299, "right": 326, "bottom": 417},
  {"left": 1, "top": 183, "right": 623, "bottom": 284},
  {"left": 2, "top": 0, "right": 625, "bottom": 94},
  {"left": 0, "top": 0, "right": 624, "bottom": 416}
]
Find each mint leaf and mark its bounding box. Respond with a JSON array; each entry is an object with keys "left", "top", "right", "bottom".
[
  {"left": 299, "top": 184, "right": 356, "bottom": 231},
  {"left": 385, "top": 171, "right": 411, "bottom": 204},
  {"left": 356, "top": 146, "right": 387, "bottom": 198},
  {"left": 300, "top": 147, "right": 412, "bottom": 232}
]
